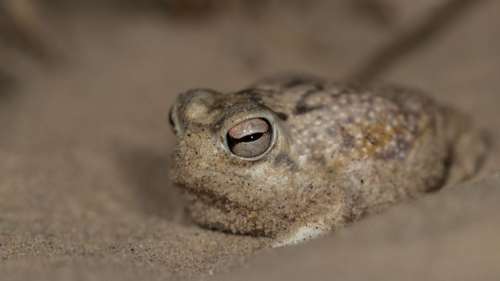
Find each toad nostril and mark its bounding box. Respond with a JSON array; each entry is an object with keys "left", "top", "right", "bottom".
[
  {"left": 168, "top": 108, "right": 175, "bottom": 127},
  {"left": 168, "top": 105, "right": 183, "bottom": 135}
]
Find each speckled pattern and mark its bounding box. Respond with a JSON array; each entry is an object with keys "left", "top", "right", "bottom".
[
  {"left": 253, "top": 77, "right": 437, "bottom": 164},
  {"left": 169, "top": 74, "right": 487, "bottom": 246}
]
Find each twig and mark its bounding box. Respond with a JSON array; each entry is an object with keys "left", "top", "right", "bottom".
[{"left": 349, "top": 0, "right": 481, "bottom": 84}]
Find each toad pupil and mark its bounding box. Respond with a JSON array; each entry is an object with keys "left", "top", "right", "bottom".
[{"left": 228, "top": 132, "right": 264, "bottom": 146}]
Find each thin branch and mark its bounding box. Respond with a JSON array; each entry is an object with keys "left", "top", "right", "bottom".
[{"left": 349, "top": 0, "right": 481, "bottom": 84}]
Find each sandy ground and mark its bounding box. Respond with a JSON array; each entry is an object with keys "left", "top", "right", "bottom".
[
  {"left": 216, "top": 174, "right": 500, "bottom": 281},
  {"left": 0, "top": 1, "right": 499, "bottom": 280}
]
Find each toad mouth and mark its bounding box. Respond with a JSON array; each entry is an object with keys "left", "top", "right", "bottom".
[{"left": 175, "top": 183, "right": 249, "bottom": 213}]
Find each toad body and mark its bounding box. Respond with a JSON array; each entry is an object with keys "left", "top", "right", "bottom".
[{"left": 168, "top": 75, "right": 487, "bottom": 247}]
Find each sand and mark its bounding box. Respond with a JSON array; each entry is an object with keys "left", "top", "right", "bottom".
[
  {"left": 0, "top": 1, "right": 499, "bottom": 280},
  {"left": 215, "top": 174, "right": 500, "bottom": 281}
]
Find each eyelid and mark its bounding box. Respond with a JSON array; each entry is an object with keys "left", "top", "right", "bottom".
[{"left": 228, "top": 118, "right": 269, "bottom": 139}]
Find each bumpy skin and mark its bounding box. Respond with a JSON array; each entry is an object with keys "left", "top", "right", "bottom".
[{"left": 169, "top": 75, "right": 487, "bottom": 247}]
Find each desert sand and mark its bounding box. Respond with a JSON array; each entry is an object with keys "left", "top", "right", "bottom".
[{"left": 1, "top": 1, "right": 499, "bottom": 280}]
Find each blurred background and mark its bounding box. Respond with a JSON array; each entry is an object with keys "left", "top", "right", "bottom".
[
  {"left": 1, "top": 1, "right": 499, "bottom": 280},
  {"left": 1, "top": 0, "right": 481, "bottom": 86}
]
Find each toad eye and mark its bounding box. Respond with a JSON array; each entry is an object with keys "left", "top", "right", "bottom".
[{"left": 226, "top": 118, "right": 273, "bottom": 159}]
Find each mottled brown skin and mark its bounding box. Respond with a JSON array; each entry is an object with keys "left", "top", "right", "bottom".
[{"left": 169, "top": 74, "right": 487, "bottom": 247}]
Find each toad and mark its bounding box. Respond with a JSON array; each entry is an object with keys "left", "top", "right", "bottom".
[{"left": 168, "top": 75, "right": 487, "bottom": 247}]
